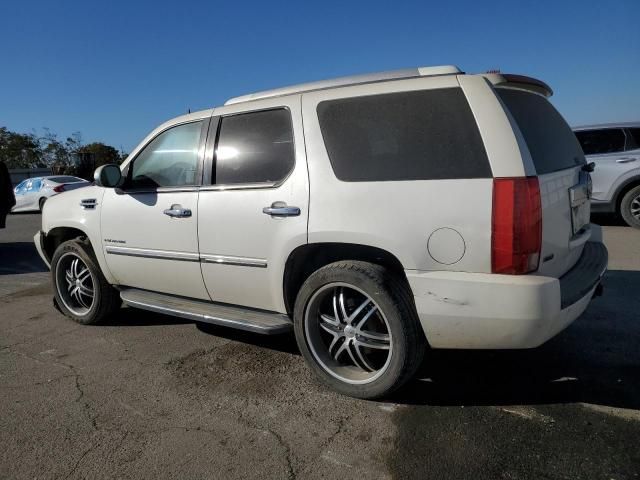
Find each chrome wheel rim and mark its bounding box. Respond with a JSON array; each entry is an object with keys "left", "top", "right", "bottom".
[
  {"left": 630, "top": 194, "right": 640, "bottom": 221},
  {"left": 55, "top": 253, "right": 95, "bottom": 316},
  {"left": 304, "top": 283, "right": 392, "bottom": 385}
]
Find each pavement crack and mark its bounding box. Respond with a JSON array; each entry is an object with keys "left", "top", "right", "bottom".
[
  {"left": 61, "top": 440, "right": 98, "bottom": 480},
  {"left": 264, "top": 427, "right": 296, "bottom": 480},
  {"left": 322, "top": 415, "right": 348, "bottom": 448},
  {"left": 235, "top": 412, "right": 296, "bottom": 480}
]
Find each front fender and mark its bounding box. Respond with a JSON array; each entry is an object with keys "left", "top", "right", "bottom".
[{"left": 42, "top": 186, "right": 116, "bottom": 284}]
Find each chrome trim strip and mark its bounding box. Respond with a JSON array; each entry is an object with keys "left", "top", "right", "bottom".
[
  {"left": 199, "top": 182, "right": 278, "bottom": 192},
  {"left": 105, "top": 246, "right": 200, "bottom": 262},
  {"left": 116, "top": 186, "right": 200, "bottom": 195},
  {"left": 200, "top": 254, "right": 267, "bottom": 268},
  {"left": 105, "top": 246, "right": 267, "bottom": 267}
]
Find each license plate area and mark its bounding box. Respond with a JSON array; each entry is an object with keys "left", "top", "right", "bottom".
[{"left": 569, "top": 176, "right": 590, "bottom": 235}]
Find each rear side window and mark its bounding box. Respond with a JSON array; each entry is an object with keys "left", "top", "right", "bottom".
[
  {"left": 317, "top": 88, "right": 491, "bottom": 182},
  {"left": 497, "top": 89, "right": 584, "bottom": 174},
  {"left": 574, "top": 128, "right": 626, "bottom": 155},
  {"left": 214, "top": 108, "right": 295, "bottom": 185}
]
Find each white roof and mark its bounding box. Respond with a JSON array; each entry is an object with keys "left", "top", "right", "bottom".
[{"left": 224, "top": 65, "right": 462, "bottom": 105}]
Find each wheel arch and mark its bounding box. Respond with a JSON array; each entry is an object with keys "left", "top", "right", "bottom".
[
  {"left": 614, "top": 176, "right": 640, "bottom": 213},
  {"left": 283, "top": 242, "right": 408, "bottom": 315},
  {"left": 43, "top": 226, "right": 95, "bottom": 262}
]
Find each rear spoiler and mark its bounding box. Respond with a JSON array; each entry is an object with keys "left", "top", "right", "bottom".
[{"left": 481, "top": 73, "right": 553, "bottom": 97}]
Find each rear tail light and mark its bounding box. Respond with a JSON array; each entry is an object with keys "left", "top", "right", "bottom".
[
  {"left": 53, "top": 185, "right": 65, "bottom": 193},
  {"left": 492, "top": 177, "right": 542, "bottom": 274}
]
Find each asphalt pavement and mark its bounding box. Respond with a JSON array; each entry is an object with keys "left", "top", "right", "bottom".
[{"left": 1, "top": 213, "right": 639, "bottom": 479}]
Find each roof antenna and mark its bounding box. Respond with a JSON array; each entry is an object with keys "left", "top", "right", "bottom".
[{"left": 187, "top": 108, "right": 191, "bottom": 114}]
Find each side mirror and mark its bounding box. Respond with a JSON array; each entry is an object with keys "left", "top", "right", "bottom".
[{"left": 94, "top": 164, "right": 123, "bottom": 188}]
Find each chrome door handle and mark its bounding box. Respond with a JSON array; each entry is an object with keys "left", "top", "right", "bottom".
[
  {"left": 163, "top": 204, "right": 192, "bottom": 218},
  {"left": 616, "top": 157, "right": 637, "bottom": 163},
  {"left": 262, "top": 202, "right": 301, "bottom": 217}
]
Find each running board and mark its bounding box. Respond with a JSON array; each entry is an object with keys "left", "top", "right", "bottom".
[{"left": 120, "top": 288, "right": 293, "bottom": 335}]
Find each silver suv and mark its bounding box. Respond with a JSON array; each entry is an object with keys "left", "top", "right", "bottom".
[
  {"left": 574, "top": 123, "right": 640, "bottom": 228},
  {"left": 35, "top": 66, "right": 608, "bottom": 398}
]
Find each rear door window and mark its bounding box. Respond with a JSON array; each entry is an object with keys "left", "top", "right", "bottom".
[
  {"left": 574, "top": 129, "right": 626, "bottom": 155},
  {"left": 214, "top": 108, "right": 295, "bottom": 185},
  {"left": 626, "top": 128, "right": 640, "bottom": 150},
  {"left": 497, "top": 88, "right": 584, "bottom": 174},
  {"left": 317, "top": 88, "right": 491, "bottom": 182}
]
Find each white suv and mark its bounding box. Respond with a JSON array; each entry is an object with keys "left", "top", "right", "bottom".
[
  {"left": 34, "top": 66, "right": 608, "bottom": 398},
  {"left": 574, "top": 123, "right": 640, "bottom": 228}
]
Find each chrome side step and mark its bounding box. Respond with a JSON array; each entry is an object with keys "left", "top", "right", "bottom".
[{"left": 120, "top": 288, "right": 293, "bottom": 335}]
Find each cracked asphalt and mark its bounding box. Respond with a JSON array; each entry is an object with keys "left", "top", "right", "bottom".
[{"left": 1, "top": 213, "right": 639, "bottom": 479}]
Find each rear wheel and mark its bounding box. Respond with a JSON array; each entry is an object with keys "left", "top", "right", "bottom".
[
  {"left": 620, "top": 185, "right": 640, "bottom": 229},
  {"left": 51, "top": 239, "right": 121, "bottom": 324},
  {"left": 293, "top": 261, "right": 425, "bottom": 399}
]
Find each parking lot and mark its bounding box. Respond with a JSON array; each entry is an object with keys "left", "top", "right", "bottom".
[{"left": 1, "top": 213, "right": 639, "bottom": 479}]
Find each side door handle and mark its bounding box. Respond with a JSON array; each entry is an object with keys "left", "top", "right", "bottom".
[
  {"left": 163, "top": 204, "right": 192, "bottom": 218},
  {"left": 262, "top": 201, "right": 301, "bottom": 217},
  {"left": 616, "top": 157, "right": 637, "bottom": 163}
]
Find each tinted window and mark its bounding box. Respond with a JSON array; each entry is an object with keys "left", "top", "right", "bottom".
[
  {"left": 214, "top": 109, "right": 294, "bottom": 185},
  {"left": 317, "top": 88, "right": 490, "bottom": 182},
  {"left": 49, "top": 176, "right": 83, "bottom": 183},
  {"left": 130, "top": 121, "right": 202, "bottom": 188},
  {"left": 574, "top": 129, "right": 626, "bottom": 155},
  {"left": 627, "top": 128, "right": 640, "bottom": 150},
  {"left": 497, "top": 89, "right": 584, "bottom": 174}
]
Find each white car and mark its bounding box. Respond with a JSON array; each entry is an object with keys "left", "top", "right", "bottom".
[
  {"left": 34, "top": 66, "right": 608, "bottom": 398},
  {"left": 574, "top": 123, "right": 640, "bottom": 228},
  {"left": 12, "top": 176, "right": 90, "bottom": 212}
]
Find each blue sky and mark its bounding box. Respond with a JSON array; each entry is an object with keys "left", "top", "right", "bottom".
[{"left": 1, "top": 0, "right": 638, "bottom": 152}]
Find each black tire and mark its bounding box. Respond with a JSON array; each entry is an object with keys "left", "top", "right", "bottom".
[
  {"left": 620, "top": 185, "right": 640, "bottom": 229},
  {"left": 51, "top": 238, "right": 121, "bottom": 325},
  {"left": 39, "top": 197, "right": 46, "bottom": 211},
  {"left": 293, "top": 261, "right": 425, "bottom": 399}
]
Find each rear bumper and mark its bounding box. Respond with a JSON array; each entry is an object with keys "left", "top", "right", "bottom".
[{"left": 406, "top": 241, "right": 608, "bottom": 349}]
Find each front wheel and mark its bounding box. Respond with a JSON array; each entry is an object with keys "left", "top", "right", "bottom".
[
  {"left": 620, "top": 185, "right": 640, "bottom": 229},
  {"left": 293, "top": 261, "right": 425, "bottom": 399},
  {"left": 51, "top": 239, "right": 121, "bottom": 324}
]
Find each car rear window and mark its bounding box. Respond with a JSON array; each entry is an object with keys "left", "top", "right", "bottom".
[
  {"left": 317, "top": 88, "right": 491, "bottom": 182},
  {"left": 497, "top": 89, "right": 585, "bottom": 174}
]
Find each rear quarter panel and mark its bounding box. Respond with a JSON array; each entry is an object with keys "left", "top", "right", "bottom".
[{"left": 301, "top": 76, "right": 494, "bottom": 272}]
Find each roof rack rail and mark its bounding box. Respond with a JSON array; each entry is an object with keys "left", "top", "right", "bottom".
[{"left": 224, "top": 65, "right": 462, "bottom": 105}]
